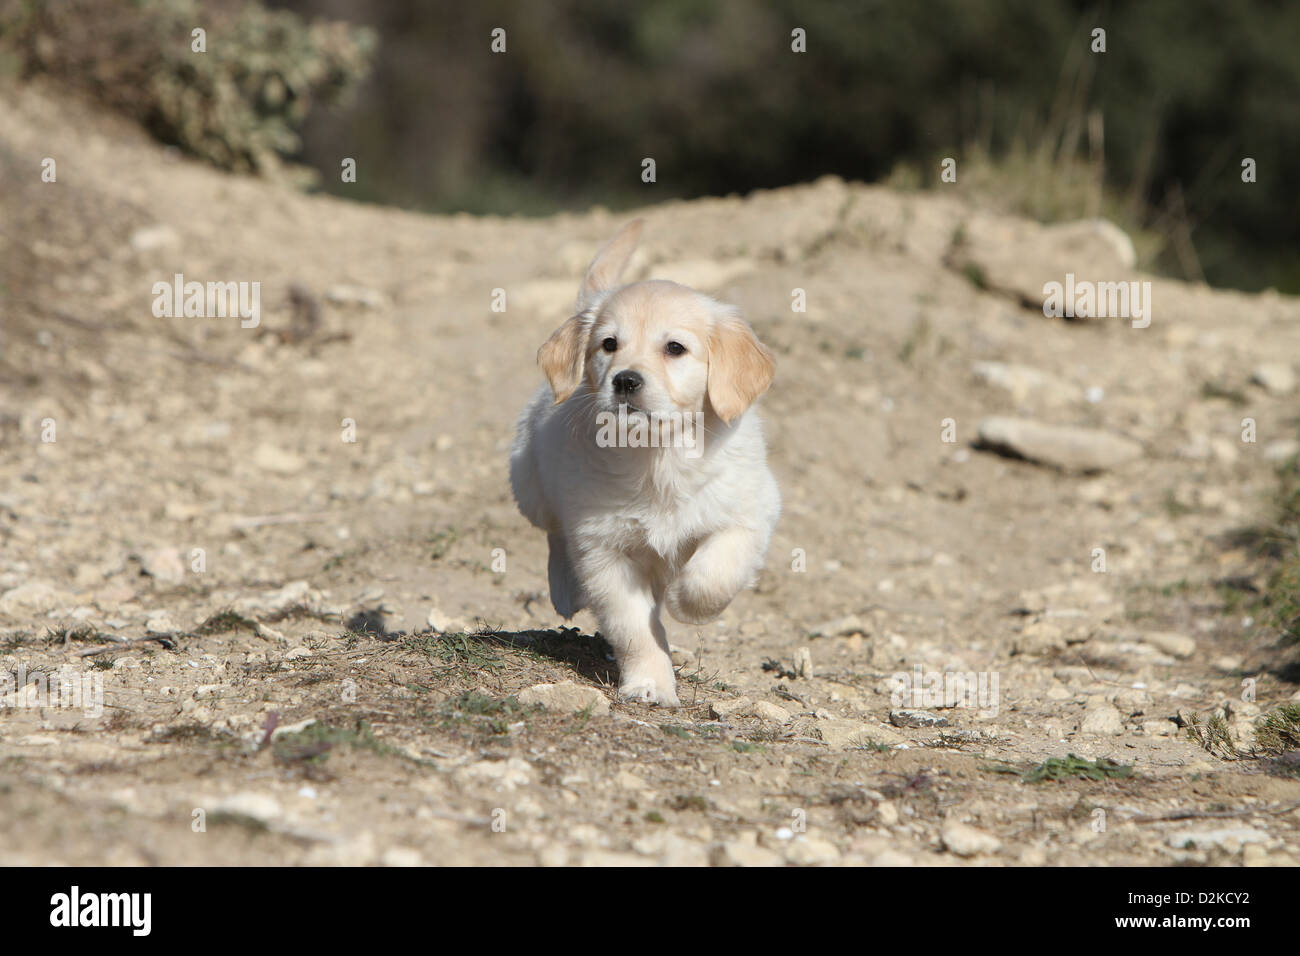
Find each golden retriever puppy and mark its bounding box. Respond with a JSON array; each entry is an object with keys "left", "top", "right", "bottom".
[{"left": 510, "top": 220, "right": 780, "bottom": 706}]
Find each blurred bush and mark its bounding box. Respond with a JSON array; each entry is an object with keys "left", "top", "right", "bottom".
[
  {"left": 272, "top": 0, "right": 1300, "bottom": 293},
  {"left": 0, "top": 0, "right": 374, "bottom": 172}
]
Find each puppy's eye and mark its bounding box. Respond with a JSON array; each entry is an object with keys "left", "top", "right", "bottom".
[
  {"left": 602, "top": 337, "right": 617, "bottom": 353},
  {"left": 665, "top": 341, "right": 687, "bottom": 356}
]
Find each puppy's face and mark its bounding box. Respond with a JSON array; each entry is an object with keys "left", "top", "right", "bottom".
[
  {"left": 538, "top": 223, "right": 775, "bottom": 426},
  {"left": 586, "top": 281, "right": 712, "bottom": 420}
]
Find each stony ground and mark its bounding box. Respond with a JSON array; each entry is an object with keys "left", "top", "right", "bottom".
[{"left": 2, "top": 81, "right": 1299, "bottom": 866}]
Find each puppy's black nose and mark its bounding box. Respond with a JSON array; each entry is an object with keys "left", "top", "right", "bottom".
[{"left": 612, "top": 370, "right": 643, "bottom": 394}]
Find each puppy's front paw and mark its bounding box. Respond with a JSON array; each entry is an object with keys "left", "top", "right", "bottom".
[
  {"left": 617, "top": 667, "right": 680, "bottom": 707},
  {"left": 665, "top": 578, "right": 732, "bottom": 625}
]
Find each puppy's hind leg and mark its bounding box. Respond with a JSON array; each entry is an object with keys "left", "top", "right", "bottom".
[
  {"left": 547, "top": 533, "right": 587, "bottom": 619},
  {"left": 583, "top": 553, "right": 679, "bottom": 707}
]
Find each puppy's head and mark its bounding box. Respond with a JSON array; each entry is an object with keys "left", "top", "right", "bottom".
[{"left": 538, "top": 222, "right": 775, "bottom": 425}]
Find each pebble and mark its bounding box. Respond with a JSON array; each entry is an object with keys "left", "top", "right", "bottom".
[
  {"left": 784, "top": 837, "right": 841, "bottom": 865},
  {"left": 129, "top": 224, "right": 180, "bottom": 252},
  {"left": 211, "top": 792, "right": 282, "bottom": 825},
  {"left": 1251, "top": 363, "right": 1296, "bottom": 395},
  {"left": 941, "top": 820, "right": 1002, "bottom": 857},
  {"left": 889, "top": 709, "right": 949, "bottom": 728},
  {"left": 1141, "top": 631, "right": 1196, "bottom": 659},
  {"left": 0, "top": 580, "right": 62, "bottom": 616},
  {"left": 976, "top": 417, "right": 1143, "bottom": 472},
  {"left": 971, "top": 361, "right": 1079, "bottom": 404},
  {"left": 453, "top": 757, "right": 533, "bottom": 791},
  {"left": 137, "top": 547, "right": 185, "bottom": 585},
  {"left": 517, "top": 681, "right": 610, "bottom": 715},
  {"left": 751, "top": 701, "right": 792, "bottom": 723},
  {"left": 1167, "top": 826, "right": 1269, "bottom": 851},
  {"left": 380, "top": 847, "right": 424, "bottom": 867},
  {"left": 709, "top": 697, "right": 752, "bottom": 719},
  {"left": 1080, "top": 704, "right": 1124, "bottom": 735},
  {"left": 252, "top": 443, "right": 306, "bottom": 475}
]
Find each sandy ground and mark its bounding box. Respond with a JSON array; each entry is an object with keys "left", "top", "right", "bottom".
[{"left": 1, "top": 81, "right": 1299, "bottom": 866}]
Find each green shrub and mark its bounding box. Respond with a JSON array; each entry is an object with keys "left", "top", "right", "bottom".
[{"left": 0, "top": 0, "right": 374, "bottom": 172}]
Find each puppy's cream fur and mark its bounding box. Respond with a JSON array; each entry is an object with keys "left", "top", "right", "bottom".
[{"left": 510, "top": 221, "right": 780, "bottom": 705}]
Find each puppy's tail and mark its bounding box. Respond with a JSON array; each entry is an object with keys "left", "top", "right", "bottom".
[{"left": 547, "top": 533, "right": 587, "bottom": 619}]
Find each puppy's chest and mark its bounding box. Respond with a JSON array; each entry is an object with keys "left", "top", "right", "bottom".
[{"left": 589, "top": 492, "right": 712, "bottom": 562}]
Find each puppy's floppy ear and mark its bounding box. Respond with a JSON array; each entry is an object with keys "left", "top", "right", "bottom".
[
  {"left": 577, "top": 219, "right": 643, "bottom": 311},
  {"left": 707, "top": 309, "right": 775, "bottom": 424},
  {"left": 537, "top": 311, "right": 593, "bottom": 404}
]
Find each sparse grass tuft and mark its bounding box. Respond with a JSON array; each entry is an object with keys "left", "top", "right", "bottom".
[
  {"left": 1255, "top": 703, "right": 1300, "bottom": 756},
  {"left": 271, "top": 719, "right": 424, "bottom": 765},
  {"left": 1023, "top": 754, "right": 1134, "bottom": 783},
  {"left": 1185, "top": 712, "right": 1239, "bottom": 759},
  {"left": 1200, "top": 381, "right": 1249, "bottom": 406},
  {"left": 437, "top": 691, "right": 528, "bottom": 736},
  {"left": 403, "top": 629, "right": 503, "bottom": 679},
  {"left": 194, "top": 609, "right": 260, "bottom": 636}
]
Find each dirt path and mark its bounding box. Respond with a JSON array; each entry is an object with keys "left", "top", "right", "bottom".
[{"left": 2, "top": 82, "right": 1298, "bottom": 866}]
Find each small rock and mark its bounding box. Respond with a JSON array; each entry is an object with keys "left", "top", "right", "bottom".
[
  {"left": 144, "top": 613, "right": 178, "bottom": 635},
  {"left": 709, "top": 697, "right": 752, "bottom": 719},
  {"left": 614, "top": 770, "right": 647, "bottom": 791},
  {"left": 517, "top": 681, "right": 610, "bottom": 715},
  {"left": 784, "top": 837, "right": 841, "bottom": 865},
  {"left": 871, "top": 849, "right": 916, "bottom": 866},
  {"left": 1167, "top": 826, "right": 1269, "bottom": 851},
  {"left": 425, "top": 607, "right": 462, "bottom": 633},
  {"left": 809, "top": 614, "right": 866, "bottom": 638},
  {"left": 137, "top": 547, "right": 185, "bottom": 585},
  {"left": 271, "top": 717, "right": 318, "bottom": 740},
  {"left": 975, "top": 417, "right": 1143, "bottom": 472},
  {"left": 817, "top": 717, "right": 899, "bottom": 749},
  {"left": 941, "top": 820, "right": 1002, "bottom": 857},
  {"left": 0, "top": 580, "right": 62, "bottom": 616},
  {"left": 1113, "top": 687, "right": 1151, "bottom": 714},
  {"left": 1080, "top": 704, "right": 1124, "bottom": 735},
  {"left": 212, "top": 792, "right": 282, "bottom": 826},
  {"left": 1141, "top": 719, "right": 1175, "bottom": 737},
  {"left": 1251, "top": 363, "right": 1296, "bottom": 395},
  {"left": 712, "top": 837, "right": 783, "bottom": 868},
  {"left": 669, "top": 644, "right": 696, "bottom": 666},
  {"left": 1013, "top": 619, "right": 1067, "bottom": 655},
  {"left": 252, "top": 443, "right": 306, "bottom": 475},
  {"left": 325, "top": 285, "right": 387, "bottom": 309},
  {"left": 380, "top": 847, "right": 424, "bottom": 867},
  {"left": 1263, "top": 439, "right": 1300, "bottom": 462},
  {"left": 1141, "top": 631, "right": 1196, "bottom": 659},
  {"left": 129, "top": 224, "right": 180, "bottom": 252},
  {"left": 454, "top": 757, "right": 532, "bottom": 791},
  {"left": 751, "top": 701, "right": 792, "bottom": 723},
  {"left": 972, "top": 361, "right": 1080, "bottom": 405},
  {"left": 889, "top": 709, "right": 949, "bottom": 728},
  {"left": 235, "top": 580, "right": 315, "bottom": 617},
  {"left": 631, "top": 832, "right": 709, "bottom": 866}
]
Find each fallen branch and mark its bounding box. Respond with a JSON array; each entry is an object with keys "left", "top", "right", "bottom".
[{"left": 77, "top": 636, "right": 176, "bottom": 657}]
